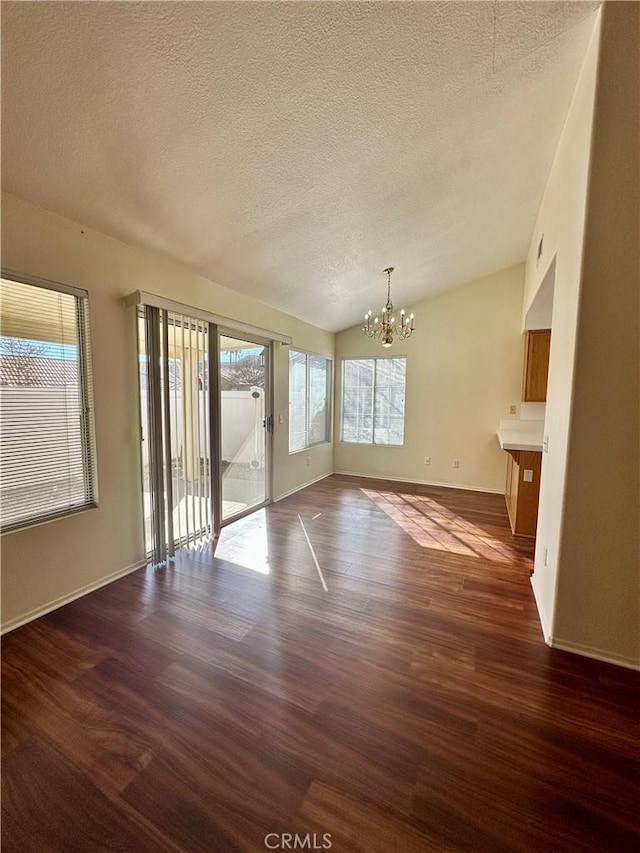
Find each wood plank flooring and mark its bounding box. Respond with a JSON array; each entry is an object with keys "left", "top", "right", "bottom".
[{"left": 2, "top": 475, "right": 639, "bottom": 852}]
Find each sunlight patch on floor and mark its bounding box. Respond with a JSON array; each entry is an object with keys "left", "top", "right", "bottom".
[
  {"left": 216, "top": 508, "right": 270, "bottom": 574},
  {"left": 361, "top": 489, "right": 519, "bottom": 564}
]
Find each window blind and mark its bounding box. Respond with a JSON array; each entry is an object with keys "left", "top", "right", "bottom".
[
  {"left": 0, "top": 274, "right": 97, "bottom": 531},
  {"left": 308, "top": 355, "right": 330, "bottom": 445},
  {"left": 288, "top": 349, "right": 331, "bottom": 452},
  {"left": 341, "top": 356, "right": 406, "bottom": 446},
  {"left": 288, "top": 350, "right": 307, "bottom": 452}
]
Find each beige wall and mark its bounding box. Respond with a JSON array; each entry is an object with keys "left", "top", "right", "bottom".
[
  {"left": 523, "top": 13, "right": 601, "bottom": 640},
  {"left": 524, "top": 3, "right": 639, "bottom": 667},
  {"left": 1, "top": 192, "right": 334, "bottom": 629},
  {"left": 334, "top": 265, "right": 525, "bottom": 493},
  {"left": 555, "top": 2, "right": 639, "bottom": 665}
]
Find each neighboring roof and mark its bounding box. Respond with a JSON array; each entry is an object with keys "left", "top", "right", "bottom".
[
  {"left": 0, "top": 355, "right": 77, "bottom": 387},
  {"left": 137, "top": 360, "right": 183, "bottom": 392}
]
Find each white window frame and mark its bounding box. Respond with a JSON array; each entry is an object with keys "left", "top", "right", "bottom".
[
  {"left": 0, "top": 269, "right": 98, "bottom": 533},
  {"left": 288, "top": 349, "right": 332, "bottom": 453},
  {"left": 340, "top": 356, "right": 407, "bottom": 446}
]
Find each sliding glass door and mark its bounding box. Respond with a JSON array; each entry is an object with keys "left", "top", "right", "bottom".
[
  {"left": 137, "top": 309, "right": 272, "bottom": 564},
  {"left": 219, "top": 333, "right": 271, "bottom": 522}
]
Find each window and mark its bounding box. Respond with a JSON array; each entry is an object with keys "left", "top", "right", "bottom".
[
  {"left": 341, "top": 357, "right": 406, "bottom": 445},
  {"left": 0, "top": 272, "right": 97, "bottom": 531},
  {"left": 288, "top": 350, "right": 331, "bottom": 452}
]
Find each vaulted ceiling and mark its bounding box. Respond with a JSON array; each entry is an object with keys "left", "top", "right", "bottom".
[{"left": 1, "top": 1, "right": 599, "bottom": 332}]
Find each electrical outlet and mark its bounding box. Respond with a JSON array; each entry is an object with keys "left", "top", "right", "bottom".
[
  {"left": 452, "top": 459, "right": 459, "bottom": 469},
  {"left": 509, "top": 405, "right": 517, "bottom": 415},
  {"left": 278, "top": 414, "right": 284, "bottom": 424},
  {"left": 306, "top": 456, "right": 311, "bottom": 466},
  {"left": 543, "top": 547, "right": 548, "bottom": 566},
  {"left": 424, "top": 456, "right": 430, "bottom": 465}
]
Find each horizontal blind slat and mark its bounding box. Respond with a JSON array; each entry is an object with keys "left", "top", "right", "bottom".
[{"left": 0, "top": 276, "right": 98, "bottom": 530}]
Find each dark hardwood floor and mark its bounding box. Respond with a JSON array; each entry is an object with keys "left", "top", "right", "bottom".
[{"left": 2, "top": 475, "right": 639, "bottom": 852}]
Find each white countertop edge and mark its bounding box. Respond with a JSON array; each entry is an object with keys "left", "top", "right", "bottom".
[{"left": 496, "top": 430, "right": 543, "bottom": 452}]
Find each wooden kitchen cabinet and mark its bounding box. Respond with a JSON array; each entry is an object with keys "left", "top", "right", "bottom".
[
  {"left": 504, "top": 449, "right": 542, "bottom": 537},
  {"left": 522, "top": 329, "right": 551, "bottom": 402}
]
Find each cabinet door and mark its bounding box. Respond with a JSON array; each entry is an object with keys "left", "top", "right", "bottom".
[
  {"left": 514, "top": 451, "right": 542, "bottom": 536},
  {"left": 522, "top": 329, "right": 551, "bottom": 402}
]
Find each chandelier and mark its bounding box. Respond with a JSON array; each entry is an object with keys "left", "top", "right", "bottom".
[{"left": 363, "top": 267, "right": 414, "bottom": 347}]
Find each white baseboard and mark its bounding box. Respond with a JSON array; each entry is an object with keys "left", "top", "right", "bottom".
[
  {"left": 1, "top": 559, "right": 147, "bottom": 635},
  {"left": 273, "top": 471, "right": 333, "bottom": 503},
  {"left": 333, "top": 469, "right": 503, "bottom": 495},
  {"left": 530, "top": 574, "right": 553, "bottom": 644},
  {"left": 529, "top": 576, "right": 639, "bottom": 670},
  {"left": 547, "top": 637, "right": 640, "bottom": 671}
]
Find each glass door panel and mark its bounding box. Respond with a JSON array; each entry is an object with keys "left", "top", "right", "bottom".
[{"left": 219, "top": 334, "right": 269, "bottom": 522}]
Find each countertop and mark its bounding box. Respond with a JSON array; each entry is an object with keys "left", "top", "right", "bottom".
[{"left": 496, "top": 419, "right": 544, "bottom": 452}]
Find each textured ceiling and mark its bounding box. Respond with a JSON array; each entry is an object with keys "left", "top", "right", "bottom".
[{"left": 1, "top": 1, "right": 599, "bottom": 332}]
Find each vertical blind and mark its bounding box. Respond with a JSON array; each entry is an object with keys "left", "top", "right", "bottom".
[
  {"left": 0, "top": 274, "right": 97, "bottom": 531},
  {"left": 138, "top": 306, "right": 215, "bottom": 565}
]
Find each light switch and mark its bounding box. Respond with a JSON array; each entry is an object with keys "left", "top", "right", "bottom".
[{"left": 523, "top": 469, "right": 534, "bottom": 482}]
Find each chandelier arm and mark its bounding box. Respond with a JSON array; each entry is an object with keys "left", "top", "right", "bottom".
[{"left": 362, "top": 266, "right": 414, "bottom": 347}]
